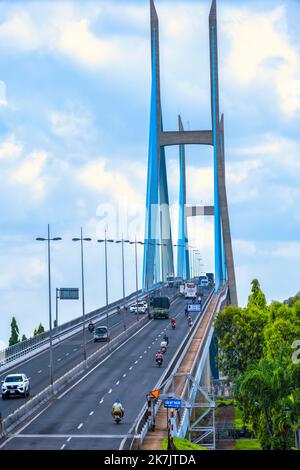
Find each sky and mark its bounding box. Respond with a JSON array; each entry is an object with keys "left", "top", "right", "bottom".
[{"left": 0, "top": 0, "right": 300, "bottom": 348}]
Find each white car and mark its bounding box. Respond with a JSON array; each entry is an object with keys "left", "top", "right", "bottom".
[
  {"left": 130, "top": 302, "right": 147, "bottom": 314},
  {"left": 1, "top": 373, "right": 30, "bottom": 399}
]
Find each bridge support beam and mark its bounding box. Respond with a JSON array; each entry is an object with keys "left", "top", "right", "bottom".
[
  {"left": 177, "top": 115, "right": 190, "bottom": 280},
  {"left": 143, "top": 0, "right": 238, "bottom": 305}
]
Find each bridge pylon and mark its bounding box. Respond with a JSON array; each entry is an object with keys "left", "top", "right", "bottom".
[{"left": 143, "top": 0, "right": 237, "bottom": 306}]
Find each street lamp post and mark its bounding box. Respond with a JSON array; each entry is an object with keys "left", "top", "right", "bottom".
[
  {"left": 98, "top": 229, "right": 114, "bottom": 331},
  {"left": 72, "top": 228, "right": 91, "bottom": 362},
  {"left": 36, "top": 224, "right": 62, "bottom": 387},
  {"left": 116, "top": 234, "right": 130, "bottom": 331}
]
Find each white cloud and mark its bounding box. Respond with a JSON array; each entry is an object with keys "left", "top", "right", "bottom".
[
  {"left": 223, "top": 5, "right": 300, "bottom": 115},
  {"left": 50, "top": 109, "right": 91, "bottom": 139},
  {"left": 12, "top": 150, "right": 48, "bottom": 196},
  {"left": 58, "top": 19, "right": 117, "bottom": 68},
  {"left": 0, "top": 135, "right": 22, "bottom": 159}
]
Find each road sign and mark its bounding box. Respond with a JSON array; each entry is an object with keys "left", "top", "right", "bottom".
[
  {"left": 59, "top": 288, "right": 79, "bottom": 300},
  {"left": 150, "top": 389, "right": 160, "bottom": 400},
  {"left": 164, "top": 398, "right": 182, "bottom": 409},
  {"left": 187, "top": 303, "right": 202, "bottom": 313}
]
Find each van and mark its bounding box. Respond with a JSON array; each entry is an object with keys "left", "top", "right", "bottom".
[{"left": 94, "top": 326, "right": 109, "bottom": 342}]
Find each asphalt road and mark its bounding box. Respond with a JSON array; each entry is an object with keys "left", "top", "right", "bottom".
[
  {"left": 1, "top": 288, "right": 212, "bottom": 450},
  {"left": 0, "top": 287, "right": 177, "bottom": 419}
]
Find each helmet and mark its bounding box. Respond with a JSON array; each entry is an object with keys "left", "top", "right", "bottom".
[{"left": 115, "top": 399, "right": 121, "bottom": 404}]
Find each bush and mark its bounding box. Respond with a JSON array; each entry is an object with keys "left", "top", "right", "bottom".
[
  {"left": 235, "top": 439, "right": 262, "bottom": 450},
  {"left": 162, "top": 438, "right": 208, "bottom": 451}
]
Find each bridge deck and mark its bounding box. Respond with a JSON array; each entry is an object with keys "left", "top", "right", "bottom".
[{"left": 141, "top": 291, "right": 221, "bottom": 450}]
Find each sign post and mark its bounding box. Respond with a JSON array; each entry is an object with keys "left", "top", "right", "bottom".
[{"left": 56, "top": 288, "right": 79, "bottom": 327}]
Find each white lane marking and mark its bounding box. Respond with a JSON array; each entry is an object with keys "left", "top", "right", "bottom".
[
  {"left": 139, "top": 355, "right": 143, "bottom": 359},
  {"left": 57, "top": 318, "right": 153, "bottom": 400},
  {"left": 108, "top": 388, "right": 112, "bottom": 394},
  {"left": 129, "top": 366, "right": 133, "bottom": 370},
  {"left": 100, "top": 398, "right": 104, "bottom": 404},
  {"left": 148, "top": 346, "right": 151, "bottom": 349},
  {"left": 77, "top": 423, "right": 83, "bottom": 430},
  {"left": 152, "top": 342, "right": 154, "bottom": 345},
  {"left": 144, "top": 351, "right": 147, "bottom": 354},
  {"left": 67, "top": 437, "right": 72, "bottom": 442},
  {"left": 38, "top": 370, "right": 42, "bottom": 374},
  {"left": 116, "top": 381, "right": 120, "bottom": 385},
  {"left": 73, "top": 348, "right": 77, "bottom": 351},
  {"left": 60, "top": 444, "right": 66, "bottom": 450},
  {"left": 57, "top": 358, "right": 61, "bottom": 362},
  {"left": 66, "top": 353, "right": 69, "bottom": 356},
  {"left": 0, "top": 403, "right": 51, "bottom": 450},
  {"left": 15, "top": 434, "right": 136, "bottom": 439},
  {"left": 134, "top": 360, "right": 138, "bottom": 364},
  {"left": 89, "top": 411, "right": 94, "bottom": 416}
]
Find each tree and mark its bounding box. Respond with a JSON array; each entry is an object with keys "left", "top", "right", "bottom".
[
  {"left": 247, "top": 279, "right": 267, "bottom": 310},
  {"left": 237, "top": 357, "right": 296, "bottom": 450},
  {"left": 214, "top": 304, "right": 268, "bottom": 380},
  {"left": 9, "top": 317, "right": 20, "bottom": 346},
  {"left": 21, "top": 334, "right": 27, "bottom": 342},
  {"left": 34, "top": 323, "right": 45, "bottom": 336}
]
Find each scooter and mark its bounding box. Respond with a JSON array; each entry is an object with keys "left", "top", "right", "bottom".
[
  {"left": 113, "top": 412, "right": 123, "bottom": 424},
  {"left": 156, "top": 357, "right": 163, "bottom": 367},
  {"left": 161, "top": 345, "right": 167, "bottom": 354}
]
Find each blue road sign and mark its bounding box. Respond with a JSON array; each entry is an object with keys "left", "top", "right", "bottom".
[
  {"left": 164, "top": 399, "right": 182, "bottom": 409},
  {"left": 187, "top": 303, "right": 202, "bottom": 313}
]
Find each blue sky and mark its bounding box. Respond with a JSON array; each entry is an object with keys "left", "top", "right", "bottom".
[{"left": 0, "top": 0, "right": 300, "bottom": 347}]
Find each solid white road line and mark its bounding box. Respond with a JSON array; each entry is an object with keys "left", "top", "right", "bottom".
[
  {"left": 57, "top": 318, "right": 152, "bottom": 400},
  {"left": 15, "top": 433, "right": 136, "bottom": 439}
]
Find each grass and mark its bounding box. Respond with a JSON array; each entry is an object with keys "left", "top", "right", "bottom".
[
  {"left": 216, "top": 398, "right": 235, "bottom": 407},
  {"left": 162, "top": 437, "right": 209, "bottom": 451},
  {"left": 235, "top": 439, "right": 262, "bottom": 450}
]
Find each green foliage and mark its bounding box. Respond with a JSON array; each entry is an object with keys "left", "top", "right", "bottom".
[
  {"left": 247, "top": 279, "right": 267, "bottom": 310},
  {"left": 235, "top": 439, "right": 262, "bottom": 450},
  {"left": 215, "top": 281, "right": 300, "bottom": 450},
  {"left": 162, "top": 437, "right": 208, "bottom": 451},
  {"left": 9, "top": 316, "right": 20, "bottom": 346},
  {"left": 21, "top": 334, "right": 27, "bottom": 342},
  {"left": 284, "top": 292, "right": 300, "bottom": 308},
  {"left": 34, "top": 323, "right": 45, "bottom": 337}
]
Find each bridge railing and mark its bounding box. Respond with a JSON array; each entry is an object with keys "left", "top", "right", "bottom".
[
  {"left": 127, "top": 287, "right": 216, "bottom": 450},
  {"left": 0, "top": 283, "right": 165, "bottom": 369}
]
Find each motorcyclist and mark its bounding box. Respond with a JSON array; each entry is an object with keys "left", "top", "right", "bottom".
[
  {"left": 112, "top": 399, "right": 124, "bottom": 418},
  {"left": 188, "top": 315, "right": 193, "bottom": 327},
  {"left": 163, "top": 333, "right": 169, "bottom": 345},
  {"left": 156, "top": 350, "right": 163, "bottom": 363},
  {"left": 160, "top": 339, "right": 168, "bottom": 352},
  {"left": 88, "top": 321, "right": 94, "bottom": 332},
  {"left": 171, "top": 318, "right": 176, "bottom": 328}
]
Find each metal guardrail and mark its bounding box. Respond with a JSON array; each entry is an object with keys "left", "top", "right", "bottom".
[
  {"left": 0, "top": 283, "right": 165, "bottom": 369},
  {"left": 1, "top": 286, "right": 177, "bottom": 437},
  {"left": 124, "top": 287, "right": 216, "bottom": 450}
]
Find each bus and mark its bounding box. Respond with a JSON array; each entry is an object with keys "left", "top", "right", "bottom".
[{"left": 185, "top": 282, "right": 197, "bottom": 299}]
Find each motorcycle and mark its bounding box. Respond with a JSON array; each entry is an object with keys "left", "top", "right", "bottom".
[
  {"left": 113, "top": 412, "right": 123, "bottom": 424},
  {"left": 188, "top": 319, "right": 193, "bottom": 327},
  {"left": 156, "top": 356, "right": 163, "bottom": 367},
  {"left": 171, "top": 320, "right": 176, "bottom": 329},
  {"left": 161, "top": 345, "right": 167, "bottom": 354}
]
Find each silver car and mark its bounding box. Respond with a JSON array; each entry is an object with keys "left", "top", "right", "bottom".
[{"left": 94, "top": 326, "right": 109, "bottom": 342}]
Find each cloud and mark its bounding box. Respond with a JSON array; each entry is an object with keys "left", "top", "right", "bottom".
[
  {"left": 50, "top": 109, "right": 91, "bottom": 139},
  {"left": 223, "top": 5, "right": 300, "bottom": 115},
  {"left": 58, "top": 19, "right": 117, "bottom": 68},
  {"left": 0, "top": 80, "right": 7, "bottom": 107},
  {"left": 12, "top": 150, "right": 48, "bottom": 197},
  {"left": 0, "top": 135, "right": 22, "bottom": 160}
]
